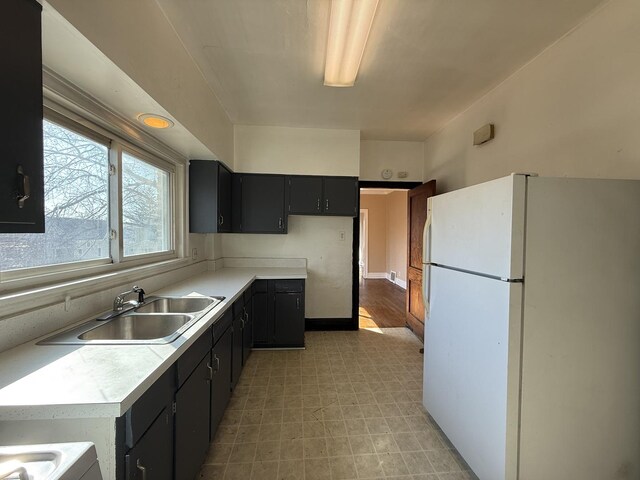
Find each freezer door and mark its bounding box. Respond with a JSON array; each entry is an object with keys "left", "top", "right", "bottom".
[
  {"left": 430, "top": 174, "right": 526, "bottom": 279},
  {"left": 423, "top": 267, "right": 522, "bottom": 480}
]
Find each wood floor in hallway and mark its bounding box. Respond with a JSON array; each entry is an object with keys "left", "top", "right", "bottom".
[{"left": 359, "top": 278, "right": 407, "bottom": 329}]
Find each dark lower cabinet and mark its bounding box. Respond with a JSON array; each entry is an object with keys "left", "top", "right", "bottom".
[
  {"left": 273, "top": 292, "right": 305, "bottom": 347},
  {"left": 174, "top": 355, "right": 211, "bottom": 480},
  {"left": 252, "top": 280, "right": 305, "bottom": 348},
  {"left": 231, "top": 301, "right": 244, "bottom": 390},
  {"left": 210, "top": 325, "right": 232, "bottom": 435},
  {"left": 252, "top": 287, "right": 270, "bottom": 346},
  {"left": 242, "top": 296, "right": 253, "bottom": 365},
  {"left": 125, "top": 407, "right": 173, "bottom": 480}
]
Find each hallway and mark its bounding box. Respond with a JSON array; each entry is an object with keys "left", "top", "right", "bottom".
[{"left": 359, "top": 278, "right": 406, "bottom": 329}]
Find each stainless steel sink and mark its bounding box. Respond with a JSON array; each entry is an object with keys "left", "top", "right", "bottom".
[
  {"left": 79, "top": 314, "right": 194, "bottom": 341},
  {"left": 135, "top": 296, "right": 216, "bottom": 314},
  {"left": 38, "top": 295, "right": 224, "bottom": 345}
]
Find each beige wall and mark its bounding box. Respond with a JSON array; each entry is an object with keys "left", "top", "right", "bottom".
[
  {"left": 386, "top": 191, "right": 408, "bottom": 284},
  {"left": 360, "top": 192, "right": 408, "bottom": 286},
  {"left": 235, "top": 125, "right": 360, "bottom": 175},
  {"left": 47, "top": 0, "right": 234, "bottom": 164},
  {"left": 360, "top": 140, "right": 424, "bottom": 182},
  {"left": 423, "top": 0, "right": 640, "bottom": 193},
  {"left": 221, "top": 125, "right": 360, "bottom": 319},
  {"left": 360, "top": 195, "right": 387, "bottom": 274},
  {"left": 221, "top": 216, "right": 352, "bottom": 319}
]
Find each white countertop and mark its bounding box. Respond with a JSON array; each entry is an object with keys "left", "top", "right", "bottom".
[{"left": 0, "top": 267, "right": 306, "bottom": 421}]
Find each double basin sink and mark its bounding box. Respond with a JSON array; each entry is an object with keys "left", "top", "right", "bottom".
[{"left": 39, "top": 296, "right": 224, "bottom": 345}]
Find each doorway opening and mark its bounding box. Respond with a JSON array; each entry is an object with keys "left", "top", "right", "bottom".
[{"left": 354, "top": 182, "right": 421, "bottom": 330}]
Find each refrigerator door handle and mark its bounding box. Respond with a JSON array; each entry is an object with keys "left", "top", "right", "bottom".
[{"left": 422, "top": 198, "right": 433, "bottom": 319}]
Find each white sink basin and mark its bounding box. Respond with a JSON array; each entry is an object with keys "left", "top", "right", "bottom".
[{"left": 0, "top": 442, "right": 101, "bottom": 479}]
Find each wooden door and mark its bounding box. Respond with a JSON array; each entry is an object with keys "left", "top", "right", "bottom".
[{"left": 406, "top": 180, "right": 436, "bottom": 341}]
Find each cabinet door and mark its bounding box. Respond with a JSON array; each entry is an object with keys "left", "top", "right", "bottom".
[
  {"left": 231, "top": 313, "right": 243, "bottom": 389},
  {"left": 125, "top": 407, "right": 173, "bottom": 480},
  {"left": 252, "top": 291, "right": 271, "bottom": 346},
  {"left": 240, "top": 174, "right": 286, "bottom": 233},
  {"left": 288, "top": 176, "right": 323, "bottom": 215},
  {"left": 218, "top": 162, "right": 232, "bottom": 233},
  {"left": 0, "top": 0, "right": 44, "bottom": 233},
  {"left": 189, "top": 160, "right": 232, "bottom": 233},
  {"left": 174, "top": 355, "right": 211, "bottom": 480},
  {"left": 273, "top": 292, "right": 305, "bottom": 347},
  {"left": 243, "top": 298, "right": 253, "bottom": 365},
  {"left": 211, "top": 326, "right": 232, "bottom": 436},
  {"left": 323, "top": 177, "right": 358, "bottom": 216}
]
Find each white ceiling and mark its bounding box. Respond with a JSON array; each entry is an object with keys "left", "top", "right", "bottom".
[{"left": 155, "top": 0, "right": 606, "bottom": 141}]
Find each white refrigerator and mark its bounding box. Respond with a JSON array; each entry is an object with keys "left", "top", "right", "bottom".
[{"left": 422, "top": 174, "right": 640, "bottom": 480}]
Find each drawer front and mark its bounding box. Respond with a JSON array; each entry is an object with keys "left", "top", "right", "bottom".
[
  {"left": 177, "top": 327, "right": 213, "bottom": 388},
  {"left": 252, "top": 280, "right": 267, "bottom": 294},
  {"left": 125, "top": 365, "right": 175, "bottom": 449},
  {"left": 213, "top": 309, "right": 233, "bottom": 344},
  {"left": 243, "top": 287, "right": 252, "bottom": 305},
  {"left": 274, "top": 279, "right": 304, "bottom": 293}
]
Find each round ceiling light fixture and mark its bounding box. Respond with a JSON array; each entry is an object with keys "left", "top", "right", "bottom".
[{"left": 137, "top": 113, "right": 174, "bottom": 129}]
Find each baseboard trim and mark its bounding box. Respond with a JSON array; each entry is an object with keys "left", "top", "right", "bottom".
[
  {"left": 365, "top": 272, "right": 387, "bottom": 279},
  {"left": 385, "top": 273, "right": 407, "bottom": 290},
  {"left": 305, "top": 318, "right": 355, "bottom": 331}
]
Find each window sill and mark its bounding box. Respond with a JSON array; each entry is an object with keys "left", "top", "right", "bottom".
[{"left": 0, "top": 257, "right": 203, "bottom": 320}]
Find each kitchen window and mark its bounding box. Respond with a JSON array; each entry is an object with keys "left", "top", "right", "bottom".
[{"left": 0, "top": 109, "right": 177, "bottom": 281}]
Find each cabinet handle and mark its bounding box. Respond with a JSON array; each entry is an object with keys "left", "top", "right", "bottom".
[
  {"left": 219, "top": 214, "right": 224, "bottom": 225},
  {"left": 244, "top": 311, "right": 249, "bottom": 322},
  {"left": 278, "top": 217, "right": 283, "bottom": 229},
  {"left": 214, "top": 354, "right": 220, "bottom": 372},
  {"left": 16, "top": 165, "right": 31, "bottom": 209},
  {"left": 136, "top": 460, "right": 147, "bottom": 480},
  {"left": 325, "top": 199, "right": 329, "bottom": 211},
  {"left": 317, "top": 198, "right": 320, "bottom": 211},
  {"left": 296, "top": 297, "right": 300, "bottom": 309},
  {"left": 207, "top": 362, "right": 214, "bottom": 380}
]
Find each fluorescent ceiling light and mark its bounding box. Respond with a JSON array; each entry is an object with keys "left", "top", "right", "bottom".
[{"left": 324, "top": 0, "right": 379, "bottom": 87}]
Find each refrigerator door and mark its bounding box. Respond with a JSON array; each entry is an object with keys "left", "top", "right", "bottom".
[
  {"left": 430, "top": 174, "right": 526, "bottom": 279},
  {"left": 423, "top": 267, "right": 522, "bottom": 480}
]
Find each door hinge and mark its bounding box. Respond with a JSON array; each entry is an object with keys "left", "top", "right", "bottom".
[{"left": 172, "top": 402, "right": 177, "bottom": 414}]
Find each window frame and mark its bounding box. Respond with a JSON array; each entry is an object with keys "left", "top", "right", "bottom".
[{"left": 0, "top": 98, "right": 186, "bottom": 291}]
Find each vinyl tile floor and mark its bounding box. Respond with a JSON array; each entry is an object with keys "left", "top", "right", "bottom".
[{"left": 197, "top": 328, "right": 477, "bottom": 480}]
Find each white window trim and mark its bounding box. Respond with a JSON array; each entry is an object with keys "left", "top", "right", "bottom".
[{"left": 0, "top": 72, "right": 192, "bottom": 307}]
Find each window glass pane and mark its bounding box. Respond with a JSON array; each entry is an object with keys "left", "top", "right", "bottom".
[
  {"left": 122, "top": 152, "right": 171, "bottom": 256},
  {"left": 0, "top": 120, "right": 110, "bottom": 270}
]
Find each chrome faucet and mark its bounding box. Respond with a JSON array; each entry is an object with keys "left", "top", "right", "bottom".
[{"left": 113, "top": 285, "right": 146, "bottom": 312}]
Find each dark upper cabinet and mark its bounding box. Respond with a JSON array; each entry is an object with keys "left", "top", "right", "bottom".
[
  {"left": 288, "top": 176, "right": 323, "bottom": 215},
  {"left": 189, "top": 160, "right": 232, "bottom": 233},
  {"left": 287, "top": 176, "right": 358, "bottom": 217},
  {"left": 233, "top": 174, "right": 287, "bottom": 233},
  {"left": 322, "top": 177, "right": 358, "bottom": 216},
  {"left": 0, "top": 0, "right": 44, "bottom": 233}
]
